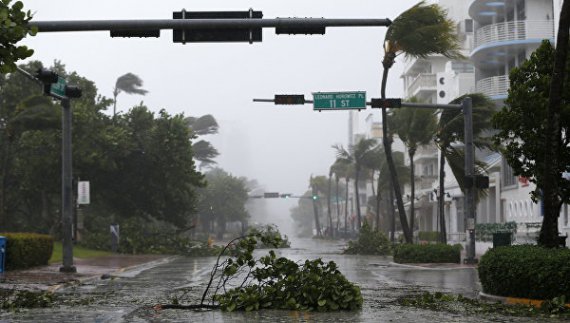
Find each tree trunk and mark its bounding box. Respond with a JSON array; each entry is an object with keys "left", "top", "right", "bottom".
[
  {"left": 376, "top": 173, "right": 382, "bottom": 231},
  {"left": 540, "top": 0, "right": 570, "bottom": 248},
  {"left": 336, "top": 178, "right": 341, "bottom": 232},
  {"left": 381, "top": 65, "right": 412, "bottom": 243},
  {"left": 439, "top": 148, "right": 448, "bottom": 244},
  {"left": 312, "top": 184, "right": 321, "bottom": 237},
  {"left": 327, "top": 173, "right": 333, "bottom": 237},
  {"left": 354, "top": 166, "right": 362, "bottom": 230},
  {"left": 389, "top": 183, "right": 396, "bottom": 242},
  {"left": 345, "top": 178, "right": 349, "bottom": 235},
  {"left": 409, "top": 148, "right": 416, "bottom": 240}
]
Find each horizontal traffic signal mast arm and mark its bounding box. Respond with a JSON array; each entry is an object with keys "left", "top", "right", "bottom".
[{"left": 29, "top": 18, "right": 391, "bottom": 33}]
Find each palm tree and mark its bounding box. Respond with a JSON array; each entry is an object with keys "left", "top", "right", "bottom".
[
  {"left": 330, "top": 159, "right": 348, "bottom": 233},
  {"left": 381, "top": 1, "right": 462, "bottom": 243},
  {"left": 391, "top": 105, "right": 437, "bottom": 237},
  {"left": 185, "top": 114, "right": 220, "bottom": 168},
  {"left": 434, "top": 93, "right": 495, "bottom": 243},
  {"left": 113, "top": 73, "right": 148, "bottom": 117},
  {"left": 309, "top": 175, "right": 328, "bottom": 237},
  {"left": 333, "top": 138, "right": 377, "bottom": 230}
]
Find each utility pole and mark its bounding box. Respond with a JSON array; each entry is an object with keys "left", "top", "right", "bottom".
[{"left": 462, "top": 97, "right": 477, "bottom": 264}]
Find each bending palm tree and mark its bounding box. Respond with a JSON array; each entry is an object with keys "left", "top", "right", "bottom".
[
  {"left": 330, "top": 159, "right": 347, "bottom": 233},
  {"left": 381, "top": 1, "right": 462, "bottom": 243},
  {"left": 113, "top": 73, "right": 148, "bottom": 117},
  {"left": 186, "top": 114, "right": 220, "bottom": 168},
  {"left": 334, "top": 138, "right": 377, "bottom": 230},
  {"left": 391, "top": 105, "right": 437, "bottom": 236},
  {"left": 435, "top": 93, "right": 494, "bottom": 243}
]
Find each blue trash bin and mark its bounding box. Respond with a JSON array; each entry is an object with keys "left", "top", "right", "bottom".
[{"left": 0, "top": 236, "right": 6, "bottom": 274}]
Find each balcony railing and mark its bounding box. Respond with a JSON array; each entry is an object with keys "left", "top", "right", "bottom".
[
  {"left": 474, "top": 20, "right": 554, "bottom": 50},
  {"left": 476, "top": 75, "right": 509, "bottom": 98},
  {"left": 407, "top": 73, "right": 436, "bottom": 97}
]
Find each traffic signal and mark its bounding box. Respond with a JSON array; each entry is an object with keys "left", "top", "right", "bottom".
[
  {"left": 264, "top": 192, "right": 280, "bottom": 198},
  {"left": 36, "top": 68, "right": 59, "bottom": 95},
  {"left": 64, "top": 85, "right": 82, "bottom": 99},
  {"left": 312, "top": 195, "right": 319, "bottom": 200},
  {"left": 280, "top": 193, "right": 292, "bottom": 198},
  {"left": 274, "top": 94, "right": 305, "bottom": 105},
  {"left": 371, "top": 98, "right": 402, "bottom": 109},
  {"left": 464, "top": 175, "right": 490, "bottom": 189},
  {"left": 173, "top": 9, "right": 263, "bottom": 44}
]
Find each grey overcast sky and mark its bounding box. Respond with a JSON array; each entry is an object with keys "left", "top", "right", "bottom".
[{"left": 21, "top": 0, "right": 419, "bottom": 195}]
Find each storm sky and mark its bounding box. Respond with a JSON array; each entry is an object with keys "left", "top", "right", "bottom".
[{"left": 20, "top": 0, "right": 418, "bottom": 195}]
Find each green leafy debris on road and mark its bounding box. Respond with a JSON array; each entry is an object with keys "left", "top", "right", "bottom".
[{"left": 398, "top": 291, "right": 570, "bottom": 319}]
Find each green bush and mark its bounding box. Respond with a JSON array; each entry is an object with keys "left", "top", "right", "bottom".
[
  {"left": 418, "top": 231, "right": 440, "bottom": 242},
  {"left": 0, "top": 233, "right": 53, "bottom": 270},
  {"left": 479, "top": 245, "right": 570, "bottom": 300},
  {"left": 344, "top": 221, "right": 391, "bottom": 255},
  {"left": 393, "top": 243, "right": 461, "bottom": 264}
]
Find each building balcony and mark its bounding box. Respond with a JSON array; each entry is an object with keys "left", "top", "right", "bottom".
[
  {"left": 407, "top": 73, "right": 436, "bottom": 98},
  {"left": 473, "top": 20, "right": 554, "bottom": 55},
  {"left": 476, "top": 75, "right": 509, "bottom": 99}
]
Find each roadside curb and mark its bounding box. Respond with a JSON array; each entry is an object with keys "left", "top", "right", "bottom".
[
  {"left": 47, "top": 256, "right": 176, "bottom": 293},
  {"left": 388, "top": 262, "right": 476, "bottom": 270},
  {"left": 479, "top": 291, "right": 570, "bottom": 308}
]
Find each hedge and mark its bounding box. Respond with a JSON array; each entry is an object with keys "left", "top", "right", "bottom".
[
  {"left": 478, "top": 245, "right": 570, "bottom": 300},
  {"left": 393, "top": 243, "right": 462, "bottom": 264},
  {"left": 0, "top": 233, "right": 54, "bottom": 270}
]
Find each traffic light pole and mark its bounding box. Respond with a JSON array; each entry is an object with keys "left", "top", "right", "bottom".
[
  {"left": 29, "top": 18, "right": 391, "bottom": 33},
  {"left": 60, "top": 98, "right": 76, "bottom": 273}
]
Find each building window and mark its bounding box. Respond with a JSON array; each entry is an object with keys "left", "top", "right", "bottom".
[
  {"left": 502, "top": 159, "right": 517, "bottom": 187},
  {"left": 439, "top": 91, "right": 446, "bottom": 98}
]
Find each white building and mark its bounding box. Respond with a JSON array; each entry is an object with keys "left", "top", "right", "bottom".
[{"left": 351, "top": 0, "right": 569, "bottom": 244}]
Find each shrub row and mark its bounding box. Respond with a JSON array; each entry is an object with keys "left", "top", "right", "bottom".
[
  {"left": 478, "top": 245, "right": 570, "bottom": 300},
  {"left": 0, "top": 233, "right": 54, "bottom": 270},
  {"left": 393, "top": 243, "right": 462, "bottom": 264}
]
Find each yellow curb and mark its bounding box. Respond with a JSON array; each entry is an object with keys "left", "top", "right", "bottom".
[{"left": 505, "top": 296, "right": 570, "bottom": 308}]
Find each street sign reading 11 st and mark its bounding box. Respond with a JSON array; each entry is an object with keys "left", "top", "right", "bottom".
[{"left": 312, "top": 91, "right": 366, "bottom": 111}]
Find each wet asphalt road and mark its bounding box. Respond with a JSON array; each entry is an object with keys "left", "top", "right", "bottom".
[{"left": 0, "top": 238, "right": 548, "bottom": 322}]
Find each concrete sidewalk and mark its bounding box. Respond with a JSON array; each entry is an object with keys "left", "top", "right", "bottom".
[{"left": 0, "top": 254, "right": 170, "bottom": 292}]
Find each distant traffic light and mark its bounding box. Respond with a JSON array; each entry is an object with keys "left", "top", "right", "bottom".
[
  {"left": 371, "top": 98, "right": 402, "bottom": 109},
  {"left": 263, "top": 192, "right": 280, "bottom": 198},
  {"left": 280, "top": 193, "right": 292, "bottom": 198},
  {"left": 64, "top": 85, "right": 82, "bottom": 98},
  {"left": 312, "top": 195, "right": 319, "bottom": 200},
  {"left": 274, "top": 94, "right": 305, "bottom": 105}
]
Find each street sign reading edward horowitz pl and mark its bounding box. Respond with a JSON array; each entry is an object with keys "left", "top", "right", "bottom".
[{"left": 312, "top": 91, "right": 366, "bottom": 111}]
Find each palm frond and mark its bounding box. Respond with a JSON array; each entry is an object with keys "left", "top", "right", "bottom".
[
  {"left": 114, "top": 73, "right": 148, "bottom": 96},
  {"left": 385, "top": 1, "right": 463, "bottom": 60},
  {"left": 186, "top": 114, "right": 219, "bottom": 136},
  {"left": 192, "top": 140, "right": 219, "bottom": 164}
]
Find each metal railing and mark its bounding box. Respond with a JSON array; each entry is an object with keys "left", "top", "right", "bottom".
[
  {"left": 474, "top": 20, "right": 554, "bottom": 49},
  {"left": 407, "top": 73, "right": 436, "bottom": 97},
  {"left": 476, "top": 75, "right": 510, "bottom": 98}
]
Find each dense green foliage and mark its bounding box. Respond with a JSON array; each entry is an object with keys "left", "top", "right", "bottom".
[
  {"left": 1, "top": 232, "right": 53, "bottom": 270},
  {"left": 344, "top": 221, "right": 391, "bottom": 255},
  {"left": 475, "top": 221, "right": 517, "bottom": 242},
  {"left": 247, "top": 224, "right": 290, "bottom": 248},
  {"left": 0, "top": 0, "right": 36, "bottom": 73},
  {"left": 197, "top": 168, "right": 249, "bottom": 239},
  {"left": 393, "top": 243, "right": 461, "bottom": 264},
  {"left": 0, "top": 61, "right": 208, "bottom": 239},
  {"left": 201, "top": 231, "right": 362, "bottom": 312},
  {"left": 479, "top": 245, "right": 570, "bottom": 300},
  {"left": 493, "top": 40, "right": 570, "bottom": 204}
]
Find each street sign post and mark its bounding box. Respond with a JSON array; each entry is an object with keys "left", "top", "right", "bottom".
[
  {"left": 50, "top": 76, "right": 66, "bottom": 97},
  {"left": 312, "top": 91, "right": 366, "bottom": 111}
]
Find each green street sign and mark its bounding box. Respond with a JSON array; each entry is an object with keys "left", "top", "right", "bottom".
[
  {"left": 312, "top": 91, "right": 366, "bottom": 111},
  {"left": 50, "top": 76, "right": 66, "bottom": 97}
]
